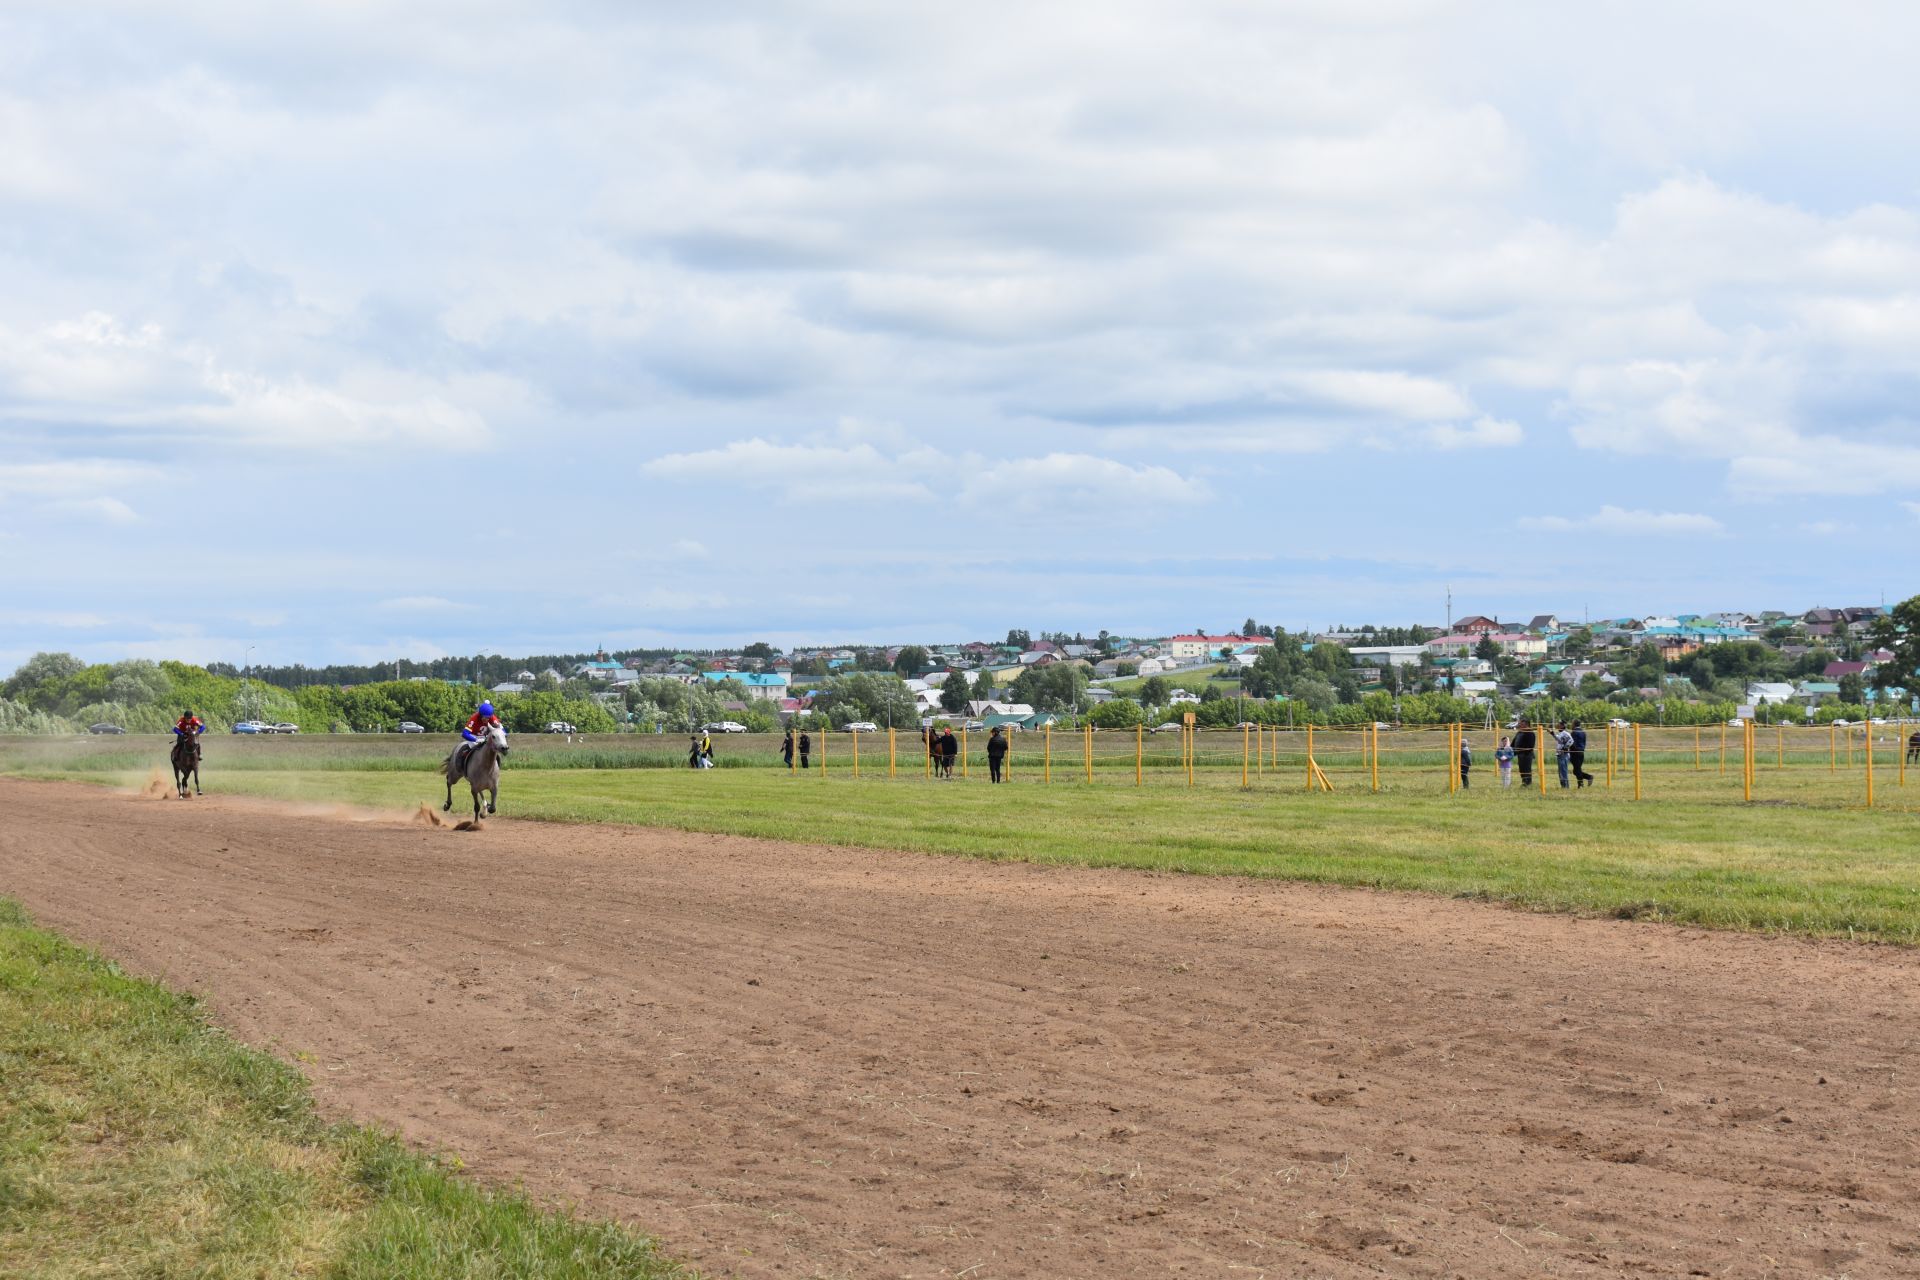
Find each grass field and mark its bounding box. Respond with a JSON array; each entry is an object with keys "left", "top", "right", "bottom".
[
  {"left": 0, "top": 897, "right": 690, "bottom": 1279},
  {"left": 7, "top": 733, "right": 1919, "bottom": 943}
]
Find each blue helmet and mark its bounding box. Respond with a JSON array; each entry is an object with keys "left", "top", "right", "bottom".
[{"left": 478, "top": 701, "right": 495, "bottom": 718}]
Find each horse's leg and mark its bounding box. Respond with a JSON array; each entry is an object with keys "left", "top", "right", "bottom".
[
  {"left": 443, "top": 763, "right": 454, "bottom": 813},
  {"left": 192, "top": 761, "right": 202, "bottom": 796},
  {"left": 472, "top": 783, "right": 483, "bottom": 824},
  {"left": 487, "top": 781, "right": 497, "bottom": 816}
]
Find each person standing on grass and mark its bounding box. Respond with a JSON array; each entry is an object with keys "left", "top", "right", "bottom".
[
  {"left": 939, "top": 726, "right": 959, "bottom": 778},
  {"left": 987, "top": 726, "right": 1009, "bottom": 783},
  {"left": 1570, "top": 721, "right": 1593, "bottom": 787},
  {"left": 1458, "top": 734, "right": 1472, "bottom": 789},
  {"left": 781, "top": 727, "right": 795, "bottom": 769},
  {"left": 1512, "top": 720, "right": 1536, "bottom": 788},
  {"left": 1553, "top": 722, "right": 1574, "bottom": 788},
  {"left": 1495, "top": 736, "right": 1515, "bottom": 787},
  {"left": 1908, "top": 728, "right": 1920, "bottom": 764},
  {"left": 798, "top": 729, "right": 812, "bottom": 769}
]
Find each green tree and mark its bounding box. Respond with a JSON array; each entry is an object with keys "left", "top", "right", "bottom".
[
  {"left": 1085, "top": 698, "right": 1145, "bottom": 728},
  {"left": 742, "top": 641, "right": 777, "bottom": 662},
  {"left": 1292, "top": 676, "right": 1335, "bottom": 715},
  {"left": 3, "top": 652, "right": 86, "bottom": 710},
  {"left": 1009, "top": 663, "right": 1089, "bottom": 713},
  {"left": 1838, "top": 672, "right": 1866, "bottom": 705},
  {"left": 972, "top": 670, "right": 996, "bottom": 703},
  {"left": 1473, "top": 635, "right": 1501, "bottom": 662},
  {"left": 1869, "top": 596, "right": 1920, "bottom": 692},
  {"left": 938, "top": 673, "right": 971, "bottom": 714},
  {"left": 893, "top": 645, "right": 930, "bottom": 678},
  {"left": 1005, "top": 629, "right": 1031, "bottom": 648},
  {"left": 1138, "top": 675, "right": 1170, "bottom": 706}
]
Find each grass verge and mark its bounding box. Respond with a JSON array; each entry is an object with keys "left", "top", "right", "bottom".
[{"left": 0, "top": 897, "right": 691, "bottom": 1279}]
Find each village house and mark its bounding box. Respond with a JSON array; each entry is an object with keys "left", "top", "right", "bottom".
[{"left": 1166, "top": 634, "right": 1276, "bottom": 661}]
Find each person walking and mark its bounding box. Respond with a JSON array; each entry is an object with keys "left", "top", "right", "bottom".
[
  {"left": 798, "top": 729, "right": 812, "bottom": 769},
  {"left": 1458, "top": 734, "right": 1473, "bottom": 790},
  {"left": 1908, "top": 728, "right": 1920, "bottom": 765},
  {"left": 939, "top": 727, "right": 959, "bottom": 778},
  {"left": 781, "top": 727, "right": 795, "bottom": 769},
  {"left": 1554, "top": 722, "right": 1573, "bottom": 788},
  {"left": 1512, "top": 720, "right": 1536, "bottom": 788},
  {"left": 1569, "top": 721, "right": 1593, "bottom": 787},
  {"left": 987, "top": 726, "right": 1009, "bottom": 783},
  {"left": 1495, "top": 735, "right": 1515, "bottom": 788}
]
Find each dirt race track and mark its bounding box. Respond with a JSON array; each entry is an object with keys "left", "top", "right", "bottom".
[{"left": 5, "top": 778, "right": 1919, "bottom": 1279}]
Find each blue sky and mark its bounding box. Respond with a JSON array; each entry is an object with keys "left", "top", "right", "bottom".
[{"left": 3, "top": 1, "right": 1918, "bottom": 669}]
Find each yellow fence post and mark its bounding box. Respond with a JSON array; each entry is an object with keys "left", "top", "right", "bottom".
[
  {"left": 1633, "top": 724, "right": 1642, "bottom": 800},
  {"left": 961, "top": 726, "right": 969, "bottom": 779},
  {"left": 1371, "top": 723, "right": 1380, "bottom": 793},
  {"left": 925, "top": 727, "right": 932, "bottom": 779},
  {"left": 1743, "top": 721, "right": 1754, "bottom": 803},
  {"left": 1867, "top": 722, "right": 1875, "bottom": 809},
  {"left": 1777, "top": 724, "right": 1784, "bottom": 770},
  {"left": 1831, "top": 722, "right": 1837, "bottom": 772},
  {"left": 1186, "top": 725, "right": 1195, "bottom": 789},
  {"left": 1694, "top": 726, "right": 1701, "bottom": 771},
  {"left": 1902, "top": 719, "right": 1909, "bottom": 788},
  {"left": 1135, "top": 723, "right": 1143, "bottom": 788},
  {"left": 1447, "top": 724, "right": 1458, "bottom": 794},
  {"left": 852, "top": 728, "right": 859, "bottom": 778},
  {"left": 1084, "top": 723, "right": 1092, "bottom": 784},
  {"left": 1241, "top": 724, "right": 1250, "bottom": 790},
  {"left": 1305, "top": 723, "right": 1315, "bottom": 793},
  {"left": 822, "top": 726, "right": 828, "bottom": 777},
  {"left": 1044, "top": 723, "right": 1052, "bottom": 785}
]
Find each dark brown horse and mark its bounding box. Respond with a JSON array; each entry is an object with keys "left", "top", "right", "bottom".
[{"left": 170, "top": 732, "right": 202, "bottom": 798}]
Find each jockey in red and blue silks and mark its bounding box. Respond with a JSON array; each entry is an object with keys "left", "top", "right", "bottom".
[
  {"left": 173, "top": 712, "right": 206, "bottom": 738},
  {"left": 461, "top": 702, "right": 502, "bottom": 743}
]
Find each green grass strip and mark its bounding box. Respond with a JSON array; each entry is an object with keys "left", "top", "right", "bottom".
[{"left": 0, "top": 898, "right": 692, "bottom": 1279}]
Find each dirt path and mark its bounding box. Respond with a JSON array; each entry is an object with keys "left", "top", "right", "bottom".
[{"left": 3, "top": 777, "right": 1917, "bottom": 1278}]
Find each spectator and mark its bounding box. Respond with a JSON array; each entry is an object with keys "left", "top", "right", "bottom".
[
  {"left": 1909, "top": 729, "right": 1920, "bottom": 765},
  {"left": 987, "top": 726, "right": 1009, "bottom": 783},
  {"left": 1459, "top": 735, "right": 1472, "bottom": 790},
  {"left": 781, "top": 728, "right": 795, "bottom": 769},
  {"left": 1495, "top": 736, "right": 1515, "bottom": 788},
  {"left": 798, "top": 730, "right": 812, "bottom": 769},
  {"left": 1553, "top": 722, "right": 1573, "bottom": 788},
  {"left": 939, "top": 727, "right": 958, "bottom": 778},
  {"left": 1570, "top": 721, "right": 1593, "bottom": 787},
  {"left": 1512, "top": 720, "right": 1536, "bottom": 788}
]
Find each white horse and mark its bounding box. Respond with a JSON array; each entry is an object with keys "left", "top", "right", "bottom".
[{"left": 443, "top": 722, "right": 509, "bottom": 824}]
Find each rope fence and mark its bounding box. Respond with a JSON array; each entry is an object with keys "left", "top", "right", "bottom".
[{"left": 734, "top": 719, "right": 1920, "bottom": 811}]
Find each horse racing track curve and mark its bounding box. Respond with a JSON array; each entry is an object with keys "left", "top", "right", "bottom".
[{"left": 4, "top": 775, "right": 1918, "bottom": 1278}]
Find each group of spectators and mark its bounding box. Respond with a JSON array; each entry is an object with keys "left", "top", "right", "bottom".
[{"left": 1461, "top": 719, "right": 1595, "bottom": 790}]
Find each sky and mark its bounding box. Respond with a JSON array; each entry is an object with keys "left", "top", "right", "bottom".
[{"left": 3, "top": 1, "right": 1919, "bottom": 670}]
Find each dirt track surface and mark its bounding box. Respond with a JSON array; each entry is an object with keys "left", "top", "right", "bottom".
[{"left": 4, "top": 778, "right": 1919, "bottom": 1278}]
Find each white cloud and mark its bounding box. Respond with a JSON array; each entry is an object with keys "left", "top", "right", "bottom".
[
  {"left": 1518, "top": 506, "right": 1724, "bottom": 536},
  {"left": 377, "top": 596, "right": 470, "bottom": 613},
  {"left": 1426, "top": 416, "right": 1523, "bottom": 449},
  {"left": 642, "top": 438, "right": 1207, "bottom": 513}
]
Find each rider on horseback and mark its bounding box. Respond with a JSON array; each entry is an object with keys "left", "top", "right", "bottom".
[
  {"left": 454, "top": 701, "right": 502, "bottom": 773},
  {"left": 173, "top": 711, "right": 206, "bottom": 738}
]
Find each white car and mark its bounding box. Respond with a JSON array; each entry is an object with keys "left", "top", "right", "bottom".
[
  {"left": 271, "top": 722, "right": 300, "bottom": 735},
  {"left": 703, "top": 721, "right": 749, "bottom": 733},
  {"left": 544, "top": 721, "right": 577, "bottom": 734},
  {"left": 842, "top": 721, "right": 880, "bottom": 733},
  {"left": 1608, "top": 718, "right": 1631, "bottom": 728},
  {"left": 1149, "top": 721, "right": 1183, "bottom": 733}
]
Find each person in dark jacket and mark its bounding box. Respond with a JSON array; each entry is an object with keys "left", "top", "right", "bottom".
[
  {"left": 939, "top": 728, "right": 958, "bottom": 778},
  {"left": 798, "top": 730, "right": 812, "bottom": 769},
  {"left": 781, "top": 728, "right": 795, "bottom": 769},
  {"left": 1908, "top": 729, "right": 1920, "bottom": 764},
  {"left": 1569, "top": 721, "right": 1593, "bottom": 787},
  {"left": 987, "top": 726, "right": 1009, "bottom": 783},
  {"left": 1458, "top": 735, "right": 1472, "bottom": 789},
  {"left": 1512, "top": 721, "right": 1536, "bottom": 788}
]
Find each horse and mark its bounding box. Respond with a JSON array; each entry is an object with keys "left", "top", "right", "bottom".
[
  {"left": 443, "top": 722, "right": 509, "bottom": 824},
  {"left": 170, "top": 732, "right": 202, "bottom": 799}
]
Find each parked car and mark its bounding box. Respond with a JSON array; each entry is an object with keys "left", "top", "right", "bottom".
[
  {"left": 395, "top": 721, "right": 426, "bottom": 733},
  {"left": 269, "top": 722, "right": 300, "bottom": 734},
  {"left": 702, "top": 721, "right": 749, "bottom": 734},
  {"left": 87, "top": 722, "right": 126, "bottom": 735},
  {"left": 962, "top": 720, "right": 985, "bottom": 731},
  {"left": 842, "top": 721, "right": 880, "bottom": 733},
  {"left": 544, "top": 721, "right": 577, "bottom": 734},
  {"left": 1150, "top": 721, "right": 1183, "bottom": 733},
  {"left": 230, "top": 720, "right": 268, "bottom": 734},
  {"left": 1608, "top": 718, "right": 1631, "bottom": 728}
]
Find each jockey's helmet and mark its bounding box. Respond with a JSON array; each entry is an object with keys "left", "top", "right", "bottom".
[{"left": 478, "top": 701, "right": 495, "bottom": 718}]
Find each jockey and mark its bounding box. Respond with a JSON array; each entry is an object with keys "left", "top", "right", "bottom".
[
  {"left": 173, "top": 711, "right": 206, "bottom": 738},
  {"left": 461, "top": 701, "right": 502, "bottom": 743}
]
